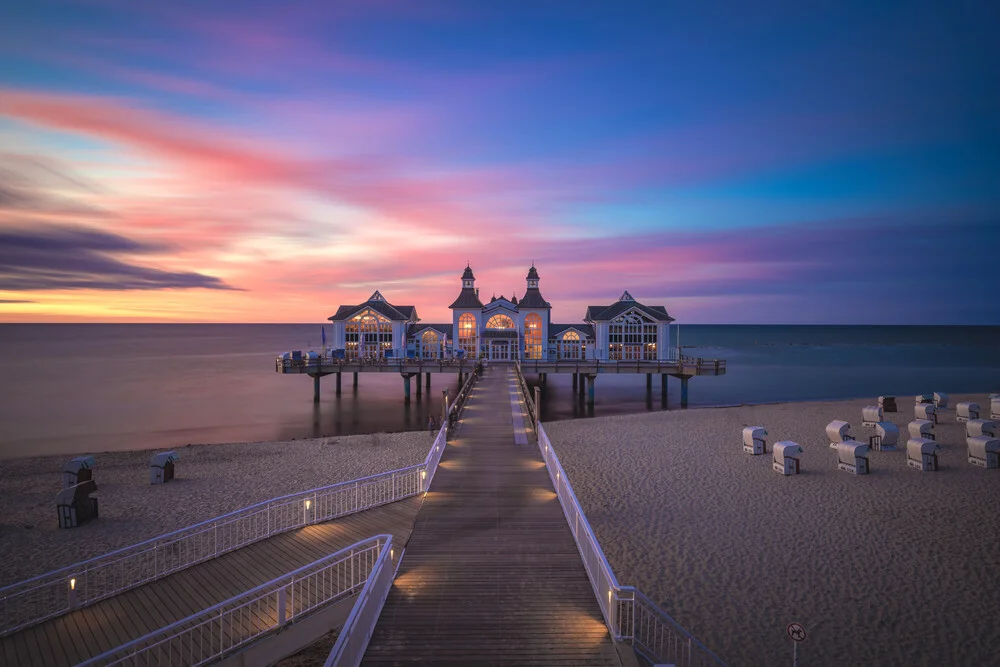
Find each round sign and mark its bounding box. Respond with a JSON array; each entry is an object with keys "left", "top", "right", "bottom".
[{"left": 786, "top": 622, "right": 806, "bottom": 642}]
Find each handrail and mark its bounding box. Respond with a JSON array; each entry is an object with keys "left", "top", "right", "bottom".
[
  {"left": 513, "top": 362, "right": 536, "bottom": 431},
  {"left": 1, "top": 425, "right": 449, "bottom": 636},
  {"left": 446, "top": 362, "right": 480, "bottom": 438},
  {"left": 78, "top": 535, "right": 392, "bottom": 667},
  {"left": 536, "top": 424, "right": 726, "bottom": 666}
]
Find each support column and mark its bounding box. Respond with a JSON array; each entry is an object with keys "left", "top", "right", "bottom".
[
  {"left": 403, "top": 375, "right": 411, "bottom": 403},
  {"left": 587, "top": 374, "right": 595, "bottom": 407},
  {"left": 353, "top": 372, "right": 358, "bottom": 389},
  {"left": 336, "top": 372, "right": 342, "bottom": 395},
  {"left": 416, "top": 373, "right": 422, "bottom": 396},
  {"left": 680, "top": 376, "right": 690, "bottom": 408},
  {"left": 646, "top": 373, "right": 653, "bottom": 393},
  {"left": 313, "top": 375, "right": 320, "bottom": 403},
  {"left": 572, "top": 373, "right": 578, "bottom": 390},
  {"left": 426, "top": 373, "right": 431, "bottom": 388},
  {"left": 661, "top": 374, "right": 668, "bottom": 405},
  {"left": 578, "top": 374, "right": 587, "bottom": 398}
]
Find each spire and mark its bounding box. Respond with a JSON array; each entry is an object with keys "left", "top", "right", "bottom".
[
  {"left": 449, "top": 264, "right": 484, "bottom": 309},
  {"left": 368, "top": 290, "right": 385, "bottom": 302},
  {"left": 619, "top": 290, "right": 635, "bottom": 302}
]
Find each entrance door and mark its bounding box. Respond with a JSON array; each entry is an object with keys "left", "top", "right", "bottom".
[
  {"left": 624, "top": 344, "right": 642, "bottom": 360},
  {"left": 492, "top": 341, "right": 509, "bottom": 361}
]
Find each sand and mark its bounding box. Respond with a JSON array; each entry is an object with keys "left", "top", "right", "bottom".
[
  {"left": 545, "top": 393, "right": 1000, "bottom": 667},
  {"left": 0, "top": 431, "right": 433, "bottom": 588}
]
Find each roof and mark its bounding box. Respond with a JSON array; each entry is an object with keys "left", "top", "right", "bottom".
[
  {"left": 526, "top": 264, "right": 539, "bottom": 281},
  {"left": 449, "top": 288, "right": 484, "bottom": 309},
  {"left": 584, "top": 291, "right": 674, "bottom": 323},
  {"left": 549, "top": 323, "right": 594, "bottom": 339},
  {"left": 517, "top": 288, "right": 550, "bottom": 309},
  {"left": 462, "top": 265, "right": 475, "bottom": 281},
  {"left": 328, "top": 293, "right": 416, "bottom": 322},
  {"left": 407, "top": 323, "right": 452, "bottom": 338},
  {"left": 483, "top": 296, "right": 518, "bottom": 313}
]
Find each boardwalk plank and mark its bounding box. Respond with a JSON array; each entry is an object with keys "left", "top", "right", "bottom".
[{"left": 361, "top": 367, "right": 621, "bottom": 667}]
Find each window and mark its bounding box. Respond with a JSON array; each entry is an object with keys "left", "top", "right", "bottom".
[
  {"left": 558, "top": 330, "right": 581, "bottom": 359},
  {"left": 485, "top": 314, "right": 514, "bottom": 329},
  {"left": 345, "top": 310, "right": 393, "bottom": 359},
  {"left": 458, "top": 313, "right": 478, "bottom": 357},
  {"left": 421, "top": 330, "right": 440, "bottom": 358},
  {"left": 524, "top": 313, "right": 542, "bottom": 360},
  {"left": 608, "top": 311, "right": 657, "bottom": 360}
]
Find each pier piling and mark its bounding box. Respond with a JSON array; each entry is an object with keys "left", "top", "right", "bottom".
[
  {"left": 353, "top": 372, "right": 358, "bottom": 389},
  {"left": 313, "top": 375, "right": 320, "bottom": 403},
  {"left": 403, "top": 374, "right": 411, "bottom": 402},
  {"left": 416, "top": 373, "right": 422, "bottom": 396},
  {"left": 661, "top": 373, "right": 668, "bottom": 405},
  {"left": 680, "top": 376, "right": 689, "bottom": 408},
  {"left": 587, "top": 374, "right": 595, "bottom": 407},
  {"left": 646, "top": 373, "right": 652, "bottom": 393},
  {"left": 426, "top": 373, "right": 431, "bottom": 389},
  {"left": 336, "top": 372, "right": 342, "bottom": 395},
  {"left": 572, "top": 373, "right": 578, "bottom": 390}
]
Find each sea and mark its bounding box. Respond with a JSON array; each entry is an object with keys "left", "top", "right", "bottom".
[{"left": 1, "top": 324, "right": 998, "bottom": 459}]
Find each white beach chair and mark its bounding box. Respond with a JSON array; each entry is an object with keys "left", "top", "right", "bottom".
[
  {"left": 63, "top": 455, "right": 96, "bottom": 490},
  {"left": 826, "top": 420, "right": 853, "bottom": 446},
  {"left": 915, "top": 403, "right": 937, "bottom": 424},
  {"left": 870, "top": 422, "right": 899, "bottom": 451},
  {"left": 907, "top": 438, "right": 941, "bottom": 471},
  {"left": 772, "top": 441, "right": 803, "bottom": 475},
  {"left": 965, "top": 419, "right": 997, "bottom": 438},
  {"left": 908, "top": 419, "right": 935, "bottom": 441},
  {"left": 150, "top": 451, "right": 179, "bottom": 484},
  {"left": 933, "top": 392, "right": 949, "bottom": 409},
  {"left": 861, "top": 406, "right": 882, "bottom": 427},
  {"left": 915, "top": 394, "right": 934, "bottom": 405},
  {"left": 956, "top": 402, "right": 980, "bottom": 423},
  {"left": 834, "top": 441, "right": 870, "bottom": 475},
  {"left": 992, "top": 396, "right": 1000, "bottom": 420},
  {"left": 743, "top": 426, "right": 767, "bottom": 455},
  {"left": 966, "top": 435, "right": 1000, "bottom": 469}
]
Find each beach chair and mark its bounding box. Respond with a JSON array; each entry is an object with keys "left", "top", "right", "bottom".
[
  {"left": 878, "top": 396, "right": 897, "bottom": 413},
  {"left": 965, "top": 419, "right": 997, "bottom": 438},
  {"left": 966, "top": 436, "right": 1000, "bottom": 469},
  {"left": 56, "top": 479, "right": 99, "bottom": 528},
  {"left": 956, "top": 402, "right": 979, "bottom": 423},
  {"left": 933, "top": 392, "right": 949, "bottom": 409},
  {"left": 907, "top": 438, "right": 941, "bottom": 471},
  {"left": 908, "top": 419, "right": 934, "bottom": 441},
  {"left": 62, "top": 456, "right": 96, "bottom": 490},
  {"left": 743, "top": 426, "right": 767, "bottom": 455},
  {"left": 826, "top": 420, "right": 853, "bottom": 446},
  {"left": 150, "top": 451, "right": 179, "bottom": 484},
  {"left": 861, "top": 406, "right": 882, "bottom": 427},
  {"left": 772, "top": 441, "right": 803, "bottom": 475},
  {"left": 915, "top": 394, "right": 934, "bottom": 405},
  {"left": 992, "top": 396, "right": 1000, "bottom": 420},
  {"left": 915, "top": 403, "right": 937, "bottom": 424},
  {"left": 834, "top": 441, "right": 870, "bottom": 475},
  {"left": 870, "top": 422, "right": 899, "bottom": 451}
]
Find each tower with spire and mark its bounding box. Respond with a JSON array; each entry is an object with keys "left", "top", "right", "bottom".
[
  {"left": 449, "top": 264, "right": 484, "bottom": 358},
  {"left": 516, "top": 264, "right": 551, "bottom": 360}
]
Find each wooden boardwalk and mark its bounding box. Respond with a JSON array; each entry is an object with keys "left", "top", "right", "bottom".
[
  {"left": 362, "top": 366, "right": 623, "bottom": 666},
  {"left": 0, "top": 497, "right": 422, "bottom": 667}
]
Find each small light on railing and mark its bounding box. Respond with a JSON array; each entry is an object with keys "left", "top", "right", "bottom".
[
  {"left": 305, "top": 500, "right": 312, "bottom": 510},
  {"left": 421, "top": 470, "right": 426, "bottom": 480},
  {"left": 390, "top": 548, "right": 394, "bottom": 559},
  {"left": 70, "top": 578, "right": 76, "bottom": 590},
  {"left": 608, "top": 590, "right": 612, "bottom": 603}
]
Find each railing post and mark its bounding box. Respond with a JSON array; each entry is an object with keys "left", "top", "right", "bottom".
[
  {"left": 534, "top": 386, "right": 541, "bottom": 433},
  {"left": 278, "top": 586, "right": 287, "bottom": 626}
]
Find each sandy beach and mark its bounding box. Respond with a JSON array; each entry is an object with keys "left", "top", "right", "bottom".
[
  {"left": 545, "top": 392, "right": 1000, "bottom": 666},
  {"left": 0, "top": 431, "right": 433, "bottom": 588}
]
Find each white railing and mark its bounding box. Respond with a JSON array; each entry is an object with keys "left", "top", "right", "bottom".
[
  {"left": 1, "top": 426, "right": 449, "bottom": 637},
  {"left": 323, "top": 543, "right": 401, "bottom": 667},
  {"left": 536, "top": 424, "right": 727, "bottom": 667},
  {"left": 78, "top": 535, "right": 393, "bottom": 667}
]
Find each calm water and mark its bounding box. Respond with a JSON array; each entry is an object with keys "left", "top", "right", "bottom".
[{"left": 1, "top": 324, "right": 998, "bottom": 458}]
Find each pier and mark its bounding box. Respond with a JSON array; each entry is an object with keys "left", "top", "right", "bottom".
[{"left": 276, "top": 356, "right": 726, "bottom": 408}]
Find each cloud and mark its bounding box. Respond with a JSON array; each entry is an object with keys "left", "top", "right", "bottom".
[
  {"left": 0, "top": 299, "right": 35, "bottom": 303},
  {"left": 0, "top": 225, "right": 240, "bottom": 291}
]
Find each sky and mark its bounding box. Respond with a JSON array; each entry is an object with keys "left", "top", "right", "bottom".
[{"left": 0, "top": 0, "right": 998, "bottom": 324}]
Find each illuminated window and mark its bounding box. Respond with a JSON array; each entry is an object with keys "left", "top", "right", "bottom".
[
  {"left": 345, "top": 310, "right": 393, "bottom": 359},
  {"left": 558, "top": 330, "right": 582, "bottom": 359},
  {"left": 421, "top": 330, "right": 440, "bottom": 358},
  {"left": 608, "top": 312, "right": 657, "bottom": 360},
  {"left": 458, "top": 313, "right": 478, "bottom": 357},
  {"left": 485, "top": 314, "right": 514, "bottom": 329},
  {"left": 524, "top": 313, "right": 542, "bottom": 360}
]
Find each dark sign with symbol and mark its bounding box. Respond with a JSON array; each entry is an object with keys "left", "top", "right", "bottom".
[{"left": 786, "top": 622, "right": 806, "bottom": 642}]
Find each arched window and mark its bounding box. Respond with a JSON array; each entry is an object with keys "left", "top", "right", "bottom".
[
  {"left": 524, "top": 313, "right": 542, "bottom": 360},
  {"left": 458, "top": 313, "right": 478, "bottom": 357},
  {"left": 344, "top": 309, "right": 392, "bottom": 359},
  {"left": 421, "top": 330, "right": 440, "bottom": 358},
  {"left": 485, "top": 314, "right": 514, "bottom": 329},
  {"left": 559, "top": 330, "right": 581, "bottom": 359},
  {"left": 608, "top": 311, "right": 657, "bottom": 360}
]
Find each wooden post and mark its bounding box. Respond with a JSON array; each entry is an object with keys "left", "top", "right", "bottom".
[
  {"left": 572, "top": 373, "right": 578, "bottom": 390},
  {"left": 587, "top": 375, "right": 595, "bottom": 407},
  {"left": 534, "top": 385, "right": 541, "bottom": 433},
  {"left": 336, "top": 372, "right": 342, "bottom": 395},
  {"left": 416, "top": 372, "right": 422, "bottom": 396},
  {"left": 403, "top": 375, "right": 411, "bottom": 403},
  {"left": 646, "top": 373, "right": 652, "bottom": 393},
  {"left": 426, "top": 373, "right": 431, "bottom": 388},
  {"left": 353, "top": 371, "right": 358, "bottom": 389},
  {"left": 313, "top": 375, "right": 320, "bottom": 403},
  {"left": 681, "top": 376, "right": 689, "bottom": 408},
  {"left": 661, "top": 373, "right": 668, "bottom": 405},
  {"left": 442, "top": 389, "right": 449, "bottom": 426}
]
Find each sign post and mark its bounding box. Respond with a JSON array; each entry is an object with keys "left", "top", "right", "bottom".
[{"left": 786, "top": 622, "right": 806, "bottom": 667}]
